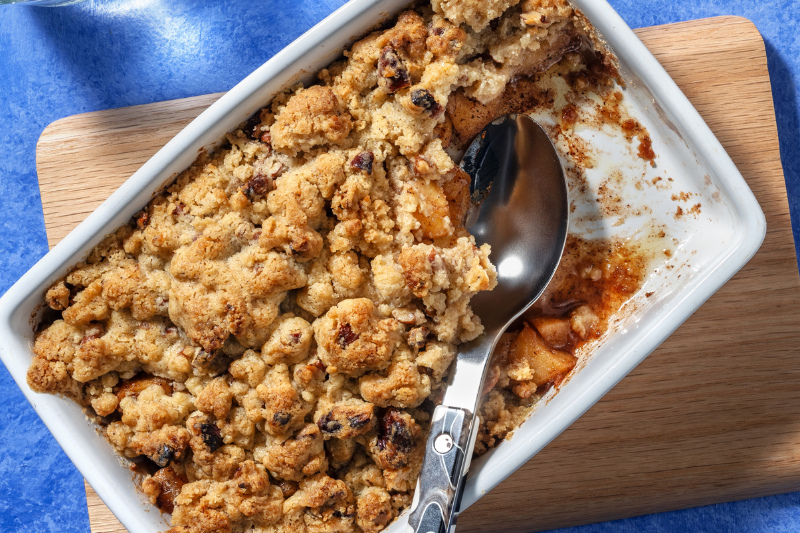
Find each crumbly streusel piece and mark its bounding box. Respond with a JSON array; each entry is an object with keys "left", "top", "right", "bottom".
[
  {"left": 314, "top": 298, "right": 403, "bottom": 377},
  {"left": 271, "top": 86, "right": 354, "bottom": 155},
  {"left": 254, "top": 423, "right": 328, "bottom": 481},
  {"left": 281, "top": 473, "right": 358, "bottom": 533},
  {"left": 167, "top": 460, "right": 284, "bottom": 533},
  {"left": 356, "top": 486, "right": 395, "bottom": 533},
  {"left": 314, "top": 397, "right": 376, "bottom": 440},
  {"left": 431, "top": 0, "right": 523, "bottom": 31}
]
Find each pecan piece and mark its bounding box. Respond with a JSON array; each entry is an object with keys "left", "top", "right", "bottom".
[
  {"left": 412, "top": 155, "right": 433, "bottom": 175},
  {"left": 172, "top": 202, "right": 187, "bottom": 217},
  {"left": 288, "top": 233, "right": 318, "bottom": 257},
  {"left": 378, "top": 46, "right": 411, "bottom": 93},
  {"left": 134, "top": 210, "right": 149, "bottom": 230},
  {"left": 279, "top": 479, "right": 299, "bottom": 498},
  {"left": 191, "top": 348, "right": 219, "bottom": 370},
  {"left": 416, "top": 365, "right": 433, "bottom": 377},
  {"left": 82, "top": 323, "right": 105, "bottom": 343},
  {"left": 391, "top": 307, "right": 425, "bottom": 326},
  {"left": 406, "top": 326, "right": 429, "bottom": 350},
  {"left": 115, "top": 373, "right": 173, "bottom": 403}
]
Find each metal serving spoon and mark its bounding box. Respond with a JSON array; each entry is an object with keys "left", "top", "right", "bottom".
[{"left": 408, "top": 114, "right": 570, "bottom": 533}]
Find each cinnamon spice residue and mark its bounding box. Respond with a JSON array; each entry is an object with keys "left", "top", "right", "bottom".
[{"left": 528, "top": 235, "right": 650, "bottom": 353}]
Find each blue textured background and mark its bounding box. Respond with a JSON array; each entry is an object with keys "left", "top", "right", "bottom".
[{"left": 0, "top": 1, "right": 797, "bottom": 532}]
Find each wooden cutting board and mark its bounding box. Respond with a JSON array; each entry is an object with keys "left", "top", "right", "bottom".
[{"left": 35, "top": 16, "right": 800, "bottom": 533}]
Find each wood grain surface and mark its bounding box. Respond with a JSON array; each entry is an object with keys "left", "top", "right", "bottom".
[{"left": 35, "top": 16, "right": 800, "bottom": 533}]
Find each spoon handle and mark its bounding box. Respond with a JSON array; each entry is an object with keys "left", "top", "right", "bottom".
[{"left": 408, "top": 405, "right": 480, "bottom": 533}]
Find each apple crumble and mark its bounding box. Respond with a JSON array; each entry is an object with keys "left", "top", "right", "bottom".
[{"left": 27, "top": 1, "right": 643, "bottom": 532}]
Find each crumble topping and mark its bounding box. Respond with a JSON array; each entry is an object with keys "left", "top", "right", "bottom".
[{"left": 26, "top": 1, "right": 647, "bottom": 532}]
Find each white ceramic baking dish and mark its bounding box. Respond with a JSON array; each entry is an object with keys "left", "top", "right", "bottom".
[{"left": 0, "top": 0, "right": 765, "bottom": 531}]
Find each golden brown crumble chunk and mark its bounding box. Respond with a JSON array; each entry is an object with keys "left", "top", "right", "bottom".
[
  {"left": 271, "top": 86, "right": 354, "bottom": 155},
  {"left": 432, "top": 0, "right": 523, "bottom": 31},
  {"left": 314, "top": 298, "right": 402, "bottom": 377}
]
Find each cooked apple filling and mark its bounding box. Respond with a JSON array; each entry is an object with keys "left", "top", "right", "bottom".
[{"left": 26, "top": 1, "right": 642, "bottom": 532}]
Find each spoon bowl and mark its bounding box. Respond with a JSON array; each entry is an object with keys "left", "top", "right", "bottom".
[{"left": 465, "top": 114, "right": 570, "bottom": 333}]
